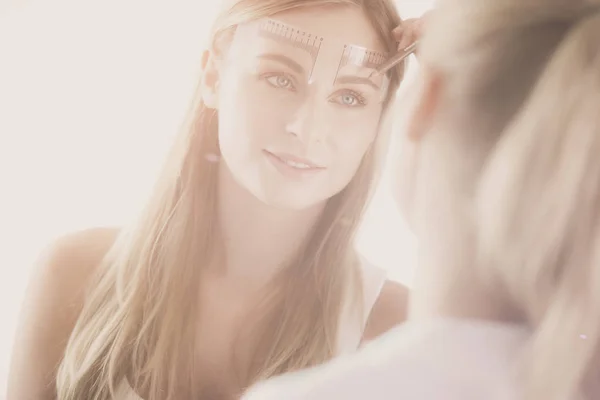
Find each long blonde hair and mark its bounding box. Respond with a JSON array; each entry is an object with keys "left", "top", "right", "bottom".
[
  {"left": 421, "top": 1, "right": 600, "bottom": 398},
  {"left": 55, "top": 1, "right": 404, "bottom": 399}
]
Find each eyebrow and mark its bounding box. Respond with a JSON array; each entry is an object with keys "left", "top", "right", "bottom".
[
  {"left": 257, "top": 53, "right": 305, "bottom": 74},
  {"left": 335, "top": 75, "right": 381, "bottom": 90}
]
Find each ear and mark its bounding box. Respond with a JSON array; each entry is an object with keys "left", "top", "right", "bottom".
[
  {"left": 391, "top": 129, "right": 419, "bottom": 232},
  {"left": 391, "top": 67, "right": 443, "bottom": 231},
  {"left": 199, "top": 49, "right": 222, "bottom": 109},
  {"left": 405, "top": 66, "right": 443, "bottom": 142}
]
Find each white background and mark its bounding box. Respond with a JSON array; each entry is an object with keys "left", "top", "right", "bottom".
[{"left": 0, "top": 1, "right": 432, "bottom": 396}]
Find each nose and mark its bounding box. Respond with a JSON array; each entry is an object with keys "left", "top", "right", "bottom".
[{"left": 284, "top": 97, "right": 329, "bottom": 146}]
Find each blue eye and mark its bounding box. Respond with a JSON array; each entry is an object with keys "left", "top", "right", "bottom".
[
  {"left": 341, "top": 94, "right": 359, "bottom": 106},
  {"left": 263, "top": 73, "right": 296, "bottom": 91},
  {"left": 331, "top": 90, "right": 367, "bottom": 108}
]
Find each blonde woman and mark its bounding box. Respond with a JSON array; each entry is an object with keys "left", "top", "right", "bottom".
[
  {"left": 7, "top": 1, "right": 416, "bottom": 399},
  {"left": 242, "top": 0, "right": 600, "bottom": 399}
]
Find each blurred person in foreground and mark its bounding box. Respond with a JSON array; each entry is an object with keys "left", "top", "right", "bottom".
[{"left": 243, "top": 0, "right": 600, "bottom": 399}]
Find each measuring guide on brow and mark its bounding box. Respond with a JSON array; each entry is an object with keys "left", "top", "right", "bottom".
[
  {"left": 338, "top": 45, "right": 387, "bottom": 71},
  {"left": 333, "top": 44, "right": 389, "bottom": 94},
  {"left": 259, "top": 20, "right": 324, "bottom": 60},
  {"left": 334, "top": 45, "right": 390, "bottom": 102}
]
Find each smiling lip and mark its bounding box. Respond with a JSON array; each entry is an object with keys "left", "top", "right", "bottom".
[{"left": 262, "top": 150, "right": 326, "bottom": 179}]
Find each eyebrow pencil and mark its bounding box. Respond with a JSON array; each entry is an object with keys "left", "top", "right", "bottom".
[{"left": 369, "top": 41, "right": 419, "bottom": 77}]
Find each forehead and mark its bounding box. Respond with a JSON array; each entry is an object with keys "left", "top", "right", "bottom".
[{"left": 267, "top": 5, "right": 386, "bottom": 54}]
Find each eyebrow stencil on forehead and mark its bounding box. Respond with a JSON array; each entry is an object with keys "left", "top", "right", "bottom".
[
  {"left": 258, "top": 19, "right": 324, "bottom": 61},
  {"left": 334, "top": 45, "right": 391, "bottom": 100},
  {"left": 234, "top": 19, "right": 324, "bottom": 79},
  {"left": 337, "top": 45, "right": 388, "bottom": 71}
]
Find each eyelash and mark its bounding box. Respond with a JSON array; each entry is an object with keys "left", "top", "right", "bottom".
[
  {"left": 330, "top": 89, "right": 367, "bottom": 108},
  {"left": 260, "top": 72, "right": 368, "bottom": 108},
  {"left": 261, "top": 72, "right": 297, "bottom": 92}
]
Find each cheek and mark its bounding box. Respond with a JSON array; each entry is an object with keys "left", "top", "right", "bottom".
[
  {"left": 336, "top": 109, "right": 380, "bottom": 157},
  {"left": 329, "top": 125, "right": 377, "bottom": 183},
  {"left": 217, "top": 79, "right": 280, "bottom": 158}
]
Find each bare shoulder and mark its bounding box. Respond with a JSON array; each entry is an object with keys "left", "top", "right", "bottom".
[
  {"left": 361, "top": 280, "right": 409, "bottom": 342},
  {"left": 31, "top": 226, "right": 120, "bottom": 308},
  {"left": 41, "top": 226, "right": 120, "bottom": 282},
  {"left": 7, "top": 226, "right": 120, "bottom": 400}
]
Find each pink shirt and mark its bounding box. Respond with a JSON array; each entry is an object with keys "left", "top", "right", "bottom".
[{"left": 243, "top": 319, "right": 529, "bottom": 400}]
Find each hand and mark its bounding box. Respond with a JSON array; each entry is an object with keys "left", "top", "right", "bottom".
[{"left": 392, "top": 13, "right": 428, "bottom": 53}]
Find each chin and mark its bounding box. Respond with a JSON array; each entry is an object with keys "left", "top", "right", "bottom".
[
  {"left": 256, "top": 191, "right": 324, "bottom": 211},
  {"left": 251, "top": 173, "right": 331, "bottom": 212}
]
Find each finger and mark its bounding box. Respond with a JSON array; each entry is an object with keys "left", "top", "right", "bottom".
[
  {"left": 396, "top": 27, "right": 411, "bottom": 49},
  {"left": 392, "top": 25, "right": 404, "bottom": 39},
  {"left": 416, "top": 12, "right": 431, "bottom": 37},
  {"left": 415, "top": 18, "right": 425, "bottom": 38},
  {"left": 397, "top": 30, "right": 415, "bottom": 51},
  {"left": 392, "top": 18, "right": 417, "bottom": 41}
]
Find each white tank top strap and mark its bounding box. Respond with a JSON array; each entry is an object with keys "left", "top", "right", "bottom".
[
  {"left": 335, "top": 255, "right": 388, "bottom": 355},
  {"left": 358, "top": 255, "right": 388, "bottom": 325}
]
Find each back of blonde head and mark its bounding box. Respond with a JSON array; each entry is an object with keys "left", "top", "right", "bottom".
[
  {"left": 55, "top": 1, "right": 404, "bottom": 399},
  {"left": 420, "top": 0, "right": 600, "bottom": 398}
]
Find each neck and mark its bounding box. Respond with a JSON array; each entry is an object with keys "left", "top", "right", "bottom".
[
  {"left": 409, "top": 217, "right": 521, "bottom": 325},
  {"left": 216, "top": 162, "right": 325, "bottom": 284}
]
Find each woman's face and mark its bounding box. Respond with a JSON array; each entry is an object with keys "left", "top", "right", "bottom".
[{"left": 206, "top": 6, "right": 390, "bottom": 210}]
